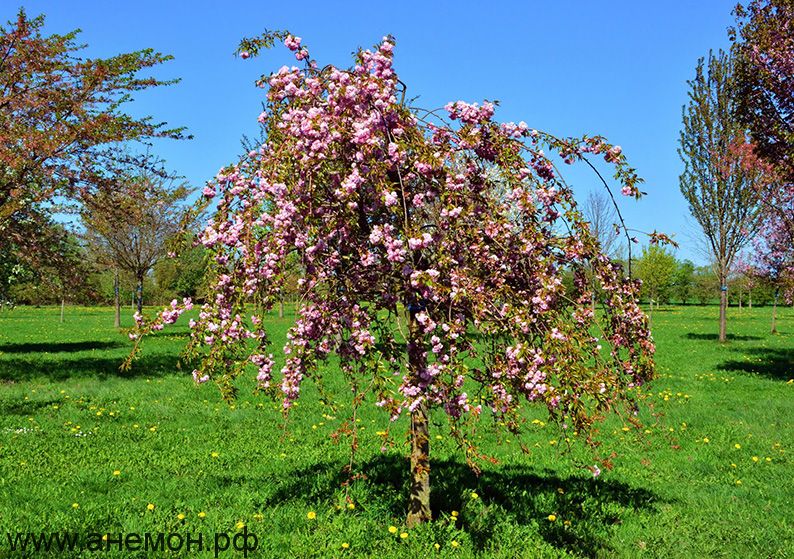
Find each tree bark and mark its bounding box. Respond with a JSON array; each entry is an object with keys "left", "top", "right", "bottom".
[
  {"left": 406, "top": 307, "right": 431, "bottom": 527},
  {"left": 136, "top": 273, "right": 144, "bottom": 315},
  {"left": 114, "top": 270, "right": 121, "bottom": 328},
  {"left": 718, "top": 273, "right": 727, "bottom": 342},
  {"left": 279, "top": 290, "right": 284, "bottom": 319},
  {"left": 60, "top": 297, "right": 65, "bottom": 323},
  {"left": 771, "top": 289, "right": 778, "bottom": 334}
]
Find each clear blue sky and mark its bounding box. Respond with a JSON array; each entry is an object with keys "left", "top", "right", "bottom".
[{"left": 11, "top": 0, "right": 737, "bottom": 265}]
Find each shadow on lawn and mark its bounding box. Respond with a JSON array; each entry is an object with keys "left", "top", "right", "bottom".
[
  {"left": 258, "top": 455, "right": 659, "bottom": 557},
  {"left": 0, "top": 353, "right": 190, "bottom": 382},
  {"left": 0, "top": 340, "right": 124, "bottom": 354},
  {"left": 682, "top": 333, "right": 762, "bottom": 341},
  {"left": 718, "top": 346, "right": 794, "bottom": 381}
]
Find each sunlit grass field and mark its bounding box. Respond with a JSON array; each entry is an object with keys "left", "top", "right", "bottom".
[{"left": 0, "top": 304, "right": 792, "bottom": 558}]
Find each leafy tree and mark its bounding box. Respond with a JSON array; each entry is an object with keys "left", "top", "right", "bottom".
[
  {"left": 0, "top": 9, "right": 187, "bottom": 278},
  {"left": 673, "top": 259, "right": 696, "bottom": 305},
  {"left": 154, "top": 245, "right": 209, "bottom": 302},
  {"left": 635, "top": 245, "right": 677, "bottom": 308},
  {"left": 129, "top": 33, "right": 658, "bottom": 525},
  {"left": 731, "top": 0, "right": 793, "bottom": 183},
  {"left": 81, "top": 171, "right": 192, "bottom": 317},
  {"left": 693, "top": 266, "right": 719, "bottom": 305},
  {"left": 678, "top": 49, "right": 769, "bottom": 341}
]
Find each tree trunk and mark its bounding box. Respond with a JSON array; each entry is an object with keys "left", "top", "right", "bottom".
[
  {"left": 136, "top": 273, "right": 144, "bottom": 315},
  {"left": 279, "top": 291, "right": 284, "bottom": 319},
  {"left": 60, "top": 297, "right": 65, "bottom": 323},
  {"left": 718, "top": 274, "right": 727, "bottom": 342},
  {"left": 738, "top": 289, "right": 742, "bottom": 312},
  {"left": 749, "top": 292, "right": 752, "bottom": 309},
  {"left": 406, "top": 307, "right": 431, "bottom": 527},
  {"left": 771, "top": 289, "right": 778, "bottom": 334},
  {"left": 114, "top": 270, "right": 121, "bottom": 328}
]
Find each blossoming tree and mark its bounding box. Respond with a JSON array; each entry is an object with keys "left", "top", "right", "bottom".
[{"left": 128, "top": 33, "right": 658, "bottom": 525}]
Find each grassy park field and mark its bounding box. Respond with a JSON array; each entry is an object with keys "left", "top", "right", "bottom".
[{"left": 0, "top": 304, "right": 792, "bottom": 558}]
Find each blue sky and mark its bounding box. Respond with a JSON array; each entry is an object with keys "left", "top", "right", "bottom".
[{"left": 10, "top": 1, "right": 737, "bottom": 265}]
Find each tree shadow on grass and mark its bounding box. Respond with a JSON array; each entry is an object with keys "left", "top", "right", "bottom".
[
  {"left": 683, "top": 333, "right": 762, "bottom": 341},
  {"left": 717, "top": 346, "right": 794, "bottom": 381},
  {"left": 0, "top": 353, "right": 192, "bottom": 382},
  {"left": 0, "top": 341, "right": 124, "bottom": 354},
  {"left": 256, "top": 454, "right": 660, "bottom": 558}
]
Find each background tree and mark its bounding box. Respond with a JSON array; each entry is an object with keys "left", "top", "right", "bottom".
[
  {"left": 129, "top": 34, "right": 658, "bottom": 526},
  {"left": 635, "top": 245, "right": 677, "bottom": 312},
  {"left": 731, "top": 0, "right": 793, "bottom": 183},
  {"left": 581, "top": 189, "right": 619, "bottom": 257},
  {"left": 154, "top": 244, "right": 210, "bottom": 303},
  {"left": 673, "top": 259, "right": 696, "bottom": 305},
  {"left": 82, "top": 172, "right": 192, "bottom": 317},
  {"left": 678, "top": 49, "right": 767, "bottom": 342},
  {"left": 0, "top": 9, "right": 187, "bottom": 281}
]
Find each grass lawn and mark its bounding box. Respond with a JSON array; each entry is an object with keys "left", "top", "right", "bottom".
[{"left": 0, "top": 304, "right": 792, "bottom": 558}]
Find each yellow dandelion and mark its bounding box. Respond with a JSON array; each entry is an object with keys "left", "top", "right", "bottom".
[
  {"left": 703, "top": 437, "right": 710, "bottom": 443},
  {"left": 388, "top": 526, "right": 398, "bottom": 534},
  {"left": 236, "top": 521, "right": 245, "bottom": 530},
  {"left": 341, "top": 542, "right": 350, "bottom": 549},
  {"left": 72, "top": 503, "right": 79, "bottom": 509},
  {"left": 435, "top": 435, "right": 443, "bottom": 440},
  {"left": 434, "top": 543, "right": 441, "bottom": 550},
  {"left": 731, "top": 463, "right": 737, "bottom": 468},
  {"left": 734, "top": 443, "right": 741, "bottom": 449},
  {"left": 112, "top": 470, "right": 121, "bottom": 476},
  {"left": 147, "top": 503, "right": 155, "bottom": 511},
  {"left": 735, "top": 479, "right": 742, "bottom": 485},
  {"left": 177, "top": 513, "right": 185, "bottom": 520},
  {"left": 198, "top": 512, "right": 206, "bottom": 519},
  {"left": 451, "top": 510, "right": 459, "bottom": 517},
  {"left": 400, "top": 532, "right": 408, "bottom": 539},
  {"left": 752, "top": 456, "right": 759, "bottom": 462},
  {"left": 347, "top": 503, "right": 355, "bottom": 510},
  {"left": 307, "top": 511, "right": 317, "bottom": 520},
  {"left": 451, "top": 540, "right": 460, "bottom": 548},
  {"left": 470, "top": 492, "right": 479, "bottom": 500},
  {"left": 211, "top": 452, "right": 219, "bottom": 458},
  {"left": 548, "top": 514, "right": 557, "bottom": 522}
]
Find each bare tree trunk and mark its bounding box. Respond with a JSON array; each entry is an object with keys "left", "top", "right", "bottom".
[
  {"left": 136, "top": 273, "right": 144, "bottom": 315},
  {"left": 718, "top": 273, "right": 727, "bottom": 342},
  {"left": 771, "top": 289, "right": 778, "bottom": 334},
  {"left": 114, "top": 270, "right": 121, "bottom": 328},
  {"left": 60, "top": 297, "right": 65, "bottom": 323},
  {"left": 749, "top": 291, "right": 752, "bottom": 309},
  {"left": 406, "top": 307, "right": 431, "bottom": 527},
  {"left": 738, "top": 289, "right": 742, "bottom": 312},
  {"left": 279, "top": 290, "right": 284, "bottom": 319}
]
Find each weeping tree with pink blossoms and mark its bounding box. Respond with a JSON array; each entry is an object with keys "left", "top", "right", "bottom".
[{"left": 127, "top": 33, "right": 662, "bottom": 526}]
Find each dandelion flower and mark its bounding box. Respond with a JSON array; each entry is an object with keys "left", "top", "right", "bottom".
[
  {"left": 211, "top": 452, "right": 219, "bottom": 458},
  {"left": 434, "top": 543, "right": 440, "bottom": 550},
  {"left": 451, "top": 510, "right": 459, "bottom": 518},
  {"left": 307, "top": 511, "right": 317, "bottom": 520},
  {"left": 341, "top": 542, "right": 350, "bottom": 549},
  {"left": 113, "top": 470, "right": 121, "bottom": 476},
  {"left": 735, "top": 443, "right": 741, "bottom": 449},
  {"left": 470, "top": 492, "right": 479, "bottom": 500},
  {"left": 177, "top": 513, "right": 185, "bottom": 520},
  {"left": 703, "top": 438, "right": 710, "bottom": 443},
  {"left": 236, "top": 521, "right": 245, "bottom": 530},
  {"left": 400, "top": 532, "right": 408, "bottom": 539},
  {"left": 198, "top": 512, "right": 206, "bottom": 519},
  {"left": 548, "top": 514, "right": 557, "bottom": 522},
  {"left": 147, "top": 503, "right": 155, "bottom": 511},
  {"left": 72, "top": 503, "right": 79, "bottom": 509},
  {"left": 752, "top": 456, "right": 759, "bottom": 462},
  {"left": 451, "top": 541, "right": 459, "bottom": 548},
  {"left": 388, "top": 526, "right": 398, "bottom": 534},
  {"left": 347, "top": 503, "right": 355, "bottom": 510}
]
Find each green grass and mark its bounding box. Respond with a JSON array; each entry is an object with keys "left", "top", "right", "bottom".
[{"left": 0, "top": 304, "right": 792, "bottom": 558}]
